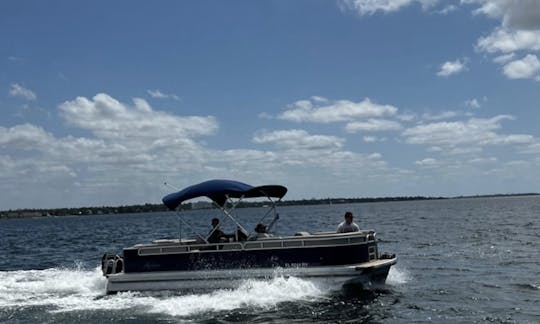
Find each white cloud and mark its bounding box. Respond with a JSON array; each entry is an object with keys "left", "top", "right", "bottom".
[
  {"left": 468, "top": 0, "right": 540, "bottom": 30},
  {"left": 445, "top": 146, "right": 483, "bottom": 155},
  {"left": 467, "top": 157, "right": 497, "bottom": 164},
  {"left": 2, "top": 91, "right": 538, "bottom": 208},
  {"left": 520, "top": 141, "right": 540, "bottom": 154},
  {"left": 339, "top": 0, "right": 438, "bottom": 15},
  {"left": 396, "top": 112, "right": 416, "bottom": 121},
  {"left": 476, "top": 28, "right": 540, "bottom": 54},
  {"left": 465, "top": 98, "right": 480, "bottom": 108},
  {"left": 310, "top": 95, "right": 328, "bottom": 103},
  {"left": 437, "top": 59, "right": 468, "bottom": 77},
  {"left": 421, "top": 111, "right": 459, "bottom": 120},
  {"left": 2, "top": 93, "right": 421, "bottom": 208},
  {"left": 415, "top": 157, "right": 439, "bottom": 166},
  {"left": 0, "top": 94, "right": 226, "bottom": 208},
  {"left": 465, "top": 97, "right": 487, "bottom": 109},
  {"left": 278, "top": 97, "right": 398, "bottom": 123},
  {"left": 403, "top": 115, "right": 534, "bottom": 147},
  {"left": 345, "top": 119, "right": 402, "bottom": 133},
  {"left": 0, "top": 124, "right": 55, "bottom": 149},
  {"left": 466, "top": 1, "right": 540, "bottom": 80},
  {"left": 252, "top": 129, "right": 344, "bottom": 150},
  {"left": 147, "top": 89, "right": 180, "bottom": 101},
  {"left": 502, "top": 54, "right": 540, "bottom": 79},
  {"left": 8, "top": 83, "right": 36, "bottom": 101},
  {"left": 258, "top": 112, "right": 273, "bottom": 119},
  {"left": 438, "top": 4, "right": 457, "bottom": 14},
  {"left": 493, "top": 53, "right": 516, "bottom": 64},
  {"left": 59, "top": 93, "right": 217, "bottom": 142}
]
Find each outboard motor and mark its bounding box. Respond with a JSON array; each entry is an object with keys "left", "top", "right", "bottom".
[{"left": 101, "top": 253, "right": 124, "bottom": 276}]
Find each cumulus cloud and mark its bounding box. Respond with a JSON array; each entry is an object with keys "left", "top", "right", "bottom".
[
  {"left": 476, "top": 28, "right": 540, "bottom": 54},
  {"left": 339, "top": 0, "right": 438, "bottom": 15},
  {"left": 1, "top": 93, "right": 222, "bottom": 169},
  {"left": 415, "top": 157, "right": 439, "bottom": 166},
  {"left": 468, "top": 0, "right": 540, "bottom": 30},
  {"left": 8, "top": 83, "right": 36, "bottom": 101},
  {"left": 0, "top": 94, "right": 226, "bottom": 207},
  {"left": 345, "top": 119, "right": 402, "bottom": 133},
  {"left": 468, "top": 1, "right": 540, "bottom": 80},
  {"left": 2, "top": 93, "right": 415, "bottom": 208},
  {"left": 502, "top": 54, "right": 540, "bottom": 79},
  {"left": 2, "top": 91, "right": 537, "bottom": 208},
  {"left": 278, "top": 97, "right": 398, "bottom": 123},
  {"left": 59, "top": 93, "right": 217, "bottom": 142},
  {"left": 436, "top": 59, "right": 468, "bottom": 77},
  {"left": 493, "top": 53, "right": 516, "bottom": 64},
  {"left": 464, "top": 98, "right": 481, "bottom": 109},
  {"left": 467, "top": 157, "right": 497, "bottom": 164},
  {"left": 403, "top": 115, "right": 534, "bottom": 148},
  {"left": 147, "top": 89, "right": 180, "bottom": 101},
  {"left": 438, "top": 4, "right": 457, "bottom": 15},
  {"left": 520, "top": 141, "right": 540, "bottom": 154},
  {"left": 252, "top": 129, "right": 344, "bottom": 150},
  {"left": 421, "top": 111, "right": 459, "bottom": 121},
  {"left": 0, "top": 124, "right": 55, "bottom": 149}
]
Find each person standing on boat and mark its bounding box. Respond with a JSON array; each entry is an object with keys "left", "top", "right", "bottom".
[
  {"left": 208, "top": 218, "right": 225, "bottom": 243},
  {"left": 337, "top": 211, "right": 359, "bottom": 233}
]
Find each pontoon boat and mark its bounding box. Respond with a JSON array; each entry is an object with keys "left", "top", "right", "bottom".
[{"left": 101, "top": 179, "right": 396, "bottom": 294}]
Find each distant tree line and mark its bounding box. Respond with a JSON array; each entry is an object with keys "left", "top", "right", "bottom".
[
  {"left": 1, "top": 197, "right": 439, "bottom": 219},
  {"left": 0, "top": 203, "right": 183, "bottom": 219},
  {"left": 1, "top": 193, "right": 537, "bottom": 219}
]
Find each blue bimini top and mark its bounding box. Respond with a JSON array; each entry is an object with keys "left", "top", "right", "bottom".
[{"left": 162, "top": 179, "right": 287, "bottom": 210}]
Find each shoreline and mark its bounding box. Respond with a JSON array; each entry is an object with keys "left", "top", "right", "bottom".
[{"left": 1, "top": 193, "right": 538, "bottom": 219}]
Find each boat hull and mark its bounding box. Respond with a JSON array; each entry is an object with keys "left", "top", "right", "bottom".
[{"left": 105, "top": 258, "right": 396, "bottom": 294}]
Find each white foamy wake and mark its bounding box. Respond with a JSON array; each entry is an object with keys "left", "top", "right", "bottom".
[
  {"left": 148, "top": 277, "right": 325, "bottom": 316},
  {"left": 386, "top": 266, "right": 411, "bottom": 285},
  {"left": 0, "top": 265, "right": 106, "bottom": 309},
  {"left": 0, "top": 266, "right": 326, "bottom": 317}
]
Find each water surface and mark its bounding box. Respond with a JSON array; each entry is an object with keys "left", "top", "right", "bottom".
[{"left": 1, "top": 196, "right": 539, "bottom": 323}]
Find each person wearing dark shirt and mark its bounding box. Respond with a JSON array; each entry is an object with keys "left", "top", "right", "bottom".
[{"left": 207, "top": 218, "right": 225, "bottom": 243}]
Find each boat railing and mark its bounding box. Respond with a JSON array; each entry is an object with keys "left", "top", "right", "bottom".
[
  {"left": 243, "top": 234, "right": 373, "bottom": 250},
  {"left": 137, "top": 231, "right": 377, "bottom": 256}
]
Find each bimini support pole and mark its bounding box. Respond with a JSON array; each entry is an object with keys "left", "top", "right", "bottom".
[
  {"left": 256, "top": 195, "right": 281, "bottom": 233},
  {"left": 205, "top": 195, "right": 250, "bottom": 242},
  {"left": 174, "top": 208, "right": 208, "bottom": 244},
  {"left": 219, "top": 195, "right": 250, "bottom": 234}
]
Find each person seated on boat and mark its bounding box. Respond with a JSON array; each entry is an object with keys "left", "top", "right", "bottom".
[
  {"left": 207, "top": 218, "right": 226, "bottom": 243},
  {"left": 249, "top": 223, "right": 272, "bottom": 240},
  {"left": 337, "top": 211, "right": 360, "bottom": 233}
]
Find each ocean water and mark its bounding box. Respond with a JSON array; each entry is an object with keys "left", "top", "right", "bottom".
[{"left": 0, "top": 196, "right": 539, "bottom": 323}]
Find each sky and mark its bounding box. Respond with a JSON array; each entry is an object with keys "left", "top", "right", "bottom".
[{"left": 1, "top": 0, "right": 540, "bottom": 210}]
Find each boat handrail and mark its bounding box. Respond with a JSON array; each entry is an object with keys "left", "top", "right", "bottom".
[{"left": 136, "top": 231, "right": 377, "bottom": 256}]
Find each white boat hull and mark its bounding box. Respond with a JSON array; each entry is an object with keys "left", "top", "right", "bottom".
[{"left": 105, "top": 258, "right": 396, "bottom": 293}]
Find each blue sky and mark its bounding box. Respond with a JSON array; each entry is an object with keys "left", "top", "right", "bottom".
[{"left": 1, "top": 0, "right": 540, "bottom": 209}]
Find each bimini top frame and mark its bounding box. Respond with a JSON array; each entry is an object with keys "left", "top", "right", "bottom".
[{"left": 162, "top": 179, "right": 288, "bottom": 243}]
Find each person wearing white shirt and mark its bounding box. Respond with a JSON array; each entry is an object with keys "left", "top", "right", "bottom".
[{"left": 337, "top": 211, "right": 359, "bottom": 233}]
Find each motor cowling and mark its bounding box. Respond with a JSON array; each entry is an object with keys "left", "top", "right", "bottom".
[{"left": 101, "top": 253, "right": 124, "bottom": 276}]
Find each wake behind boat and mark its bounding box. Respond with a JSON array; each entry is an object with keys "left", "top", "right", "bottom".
[{"left": 101, "top": 179, "right": 396, "bottom": 294}]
